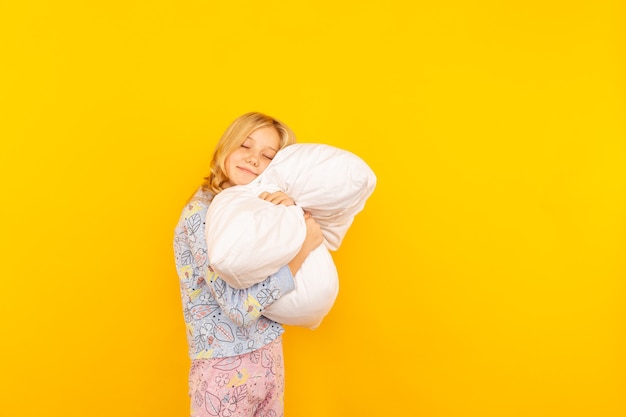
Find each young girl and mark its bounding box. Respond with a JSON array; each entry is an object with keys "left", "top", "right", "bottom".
[{"left": 173, "top": 112, "right": 323, "bottom": 417}]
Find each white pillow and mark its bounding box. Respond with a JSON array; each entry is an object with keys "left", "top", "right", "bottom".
[{"left": 204, "top": 143, "right": 375, "bottom": 328}]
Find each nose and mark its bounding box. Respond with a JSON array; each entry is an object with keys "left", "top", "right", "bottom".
[{"left": 246, "top": 155, "right": 259, "bottom": 167}]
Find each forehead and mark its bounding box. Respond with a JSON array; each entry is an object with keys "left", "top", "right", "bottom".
[{"left": 246, "top": 126, "right": 280, "bottom": 149}]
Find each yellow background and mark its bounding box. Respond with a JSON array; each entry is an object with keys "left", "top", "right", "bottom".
[{"left": 1, "top": 1, "right": 624, "bottom": 416}]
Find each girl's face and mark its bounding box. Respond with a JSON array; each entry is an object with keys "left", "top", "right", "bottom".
[{"left": 223, "top": 126, "right": 281, "bottom": 187}]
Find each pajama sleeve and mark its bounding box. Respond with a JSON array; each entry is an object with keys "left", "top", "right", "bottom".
[{"left": 206, "top": 266, "right": 296, "bottom": 327}]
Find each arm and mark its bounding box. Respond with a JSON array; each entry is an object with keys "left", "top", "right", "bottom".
[{"left": 206, "top": 265, "right": 295, "bottom": 327}]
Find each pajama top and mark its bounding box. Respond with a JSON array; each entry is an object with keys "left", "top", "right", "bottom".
[{"left": 173, "top": 187, "right": 296, "bottom": 359}]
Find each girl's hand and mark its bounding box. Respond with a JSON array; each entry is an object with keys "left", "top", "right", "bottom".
[{"left": 258, "top": 191, "right": 296, "bottom": 206}]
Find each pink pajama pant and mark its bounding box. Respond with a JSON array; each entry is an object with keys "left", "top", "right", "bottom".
[{"left": 189, "top": 337, "right": 285, "bottom": 417}]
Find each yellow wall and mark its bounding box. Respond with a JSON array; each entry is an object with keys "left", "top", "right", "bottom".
[{"left": 1, "top": 1, "right": 624, "bottom": 416}]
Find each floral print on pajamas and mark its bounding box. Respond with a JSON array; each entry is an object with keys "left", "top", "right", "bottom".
[{"left": 189, "top": 337, "right": 285, "bottom": 417}]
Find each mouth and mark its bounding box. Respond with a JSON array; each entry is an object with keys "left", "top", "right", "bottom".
[{"left": 236, "top": 166, "right": 257, "bottom": 176}]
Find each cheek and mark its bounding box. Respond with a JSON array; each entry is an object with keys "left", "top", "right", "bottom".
[
  {"left": 223, "top": 156, "right": 234, "bottom": 177},
  {"left": 259, "top": 160, "right": 272, "bottom": 173}
]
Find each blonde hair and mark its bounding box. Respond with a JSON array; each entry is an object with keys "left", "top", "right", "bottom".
[{"left": 202, "top": 112, "right": 296, "bottom": 194}]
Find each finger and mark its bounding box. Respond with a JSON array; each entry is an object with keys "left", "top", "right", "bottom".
[
  {"left": 266, "top": 194, "right": 283, "bottom": 204},
  {"left": 276, "top": 198, "right": 292, "bottom": 206},
  {"left": 267, "top": 192, "right": 282, "bottom": 199}
]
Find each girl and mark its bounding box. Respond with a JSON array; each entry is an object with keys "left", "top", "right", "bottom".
[{"left": 173, "top": 112, "right": 323, "bottom": 417}]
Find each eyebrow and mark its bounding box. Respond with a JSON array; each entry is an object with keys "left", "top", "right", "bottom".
[{"left": 245, "top": 136, "right": 278, "bottom": 152}]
